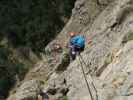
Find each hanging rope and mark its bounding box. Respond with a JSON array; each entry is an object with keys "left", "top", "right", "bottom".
[
  {"left": 79, "top": 54, "right": 98, "bottom": 100},
  {"left": 78, "top": 54, "right": 98, "bottom": 100},
  {"left": 78, "top": 54, "right": 94, "bottom": 100}
]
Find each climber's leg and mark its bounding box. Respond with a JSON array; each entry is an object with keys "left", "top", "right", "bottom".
[{"left": 69, "top": 45, "right": 76, "bottom": 60}]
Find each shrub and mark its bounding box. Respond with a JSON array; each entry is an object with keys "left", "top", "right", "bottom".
[
  {"left": 127, "top": 32, "right": 133, "bottom": 41},
  {"left": 122, "top": 32, "right": 133, "bottom": 44},
  {"left": 60, "top": 96, "right": 68, "bottom": 100}
]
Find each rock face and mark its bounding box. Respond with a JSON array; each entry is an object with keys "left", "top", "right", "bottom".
[
  {"left": 8, "top": 0, "right": 133, "bottom": 100},
  {"left": 7, "top": 80, "right": 43, "bottom": 100}
]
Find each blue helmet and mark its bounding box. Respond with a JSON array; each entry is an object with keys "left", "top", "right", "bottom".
[{"left": 70, "top": 35, "right": 85, "bottom": 48}]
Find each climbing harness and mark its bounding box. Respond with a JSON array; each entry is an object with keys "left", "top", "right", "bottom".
[{"left": 78, "top": 54, "right": 98, "bottom": 100}]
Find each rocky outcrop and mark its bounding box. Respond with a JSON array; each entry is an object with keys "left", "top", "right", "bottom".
[
  {"left": 8, "top": 0, "right": 133, "bottom": 100},
  {"left": 7, "top": 80, "right": 43, "bottom": 100},
  {"left": 43, "top": 0, "right": 133, "bottom": 100}
]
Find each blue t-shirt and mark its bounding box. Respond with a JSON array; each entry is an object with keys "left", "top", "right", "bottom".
[{"left": 70, "top": 35, "right": 85, "bottom": 48}]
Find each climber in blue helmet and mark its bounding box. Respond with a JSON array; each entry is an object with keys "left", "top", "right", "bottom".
[{"left": 68, "top": 32, "right": 85, "bottom": 60}]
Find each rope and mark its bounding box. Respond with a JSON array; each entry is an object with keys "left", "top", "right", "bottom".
[
  {"left": 78, "top": 54, "right": 94, "bottom": 100},
  {"left": 78, "top": 54, "right": 98, "bottom": 100}
]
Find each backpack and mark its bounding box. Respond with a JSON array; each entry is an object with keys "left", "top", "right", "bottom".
[{"left": 70, "top": 35, "right": 85, "bottom": 48}]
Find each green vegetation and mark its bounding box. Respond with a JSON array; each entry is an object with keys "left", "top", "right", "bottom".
[
  {"left": 127, "top": 32, "right": 133, "bottom": 41},
  {"left": 122, "top": 32, "right": 133, "bottom": 44},
  {"left": 0, "top": 0, "right": 76, "bottom": 98},
  {"left": 0, "top": 45, "right": 29, "bottom": 97},
  {"left": 0, "top": 77, "right": 13, "bottom": 97},
  {"left": 60, "top": 96, "right": 68, "bottom": 100},
  {"left": 0, "top": 0, "right": 76, "bottom": 53}
]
